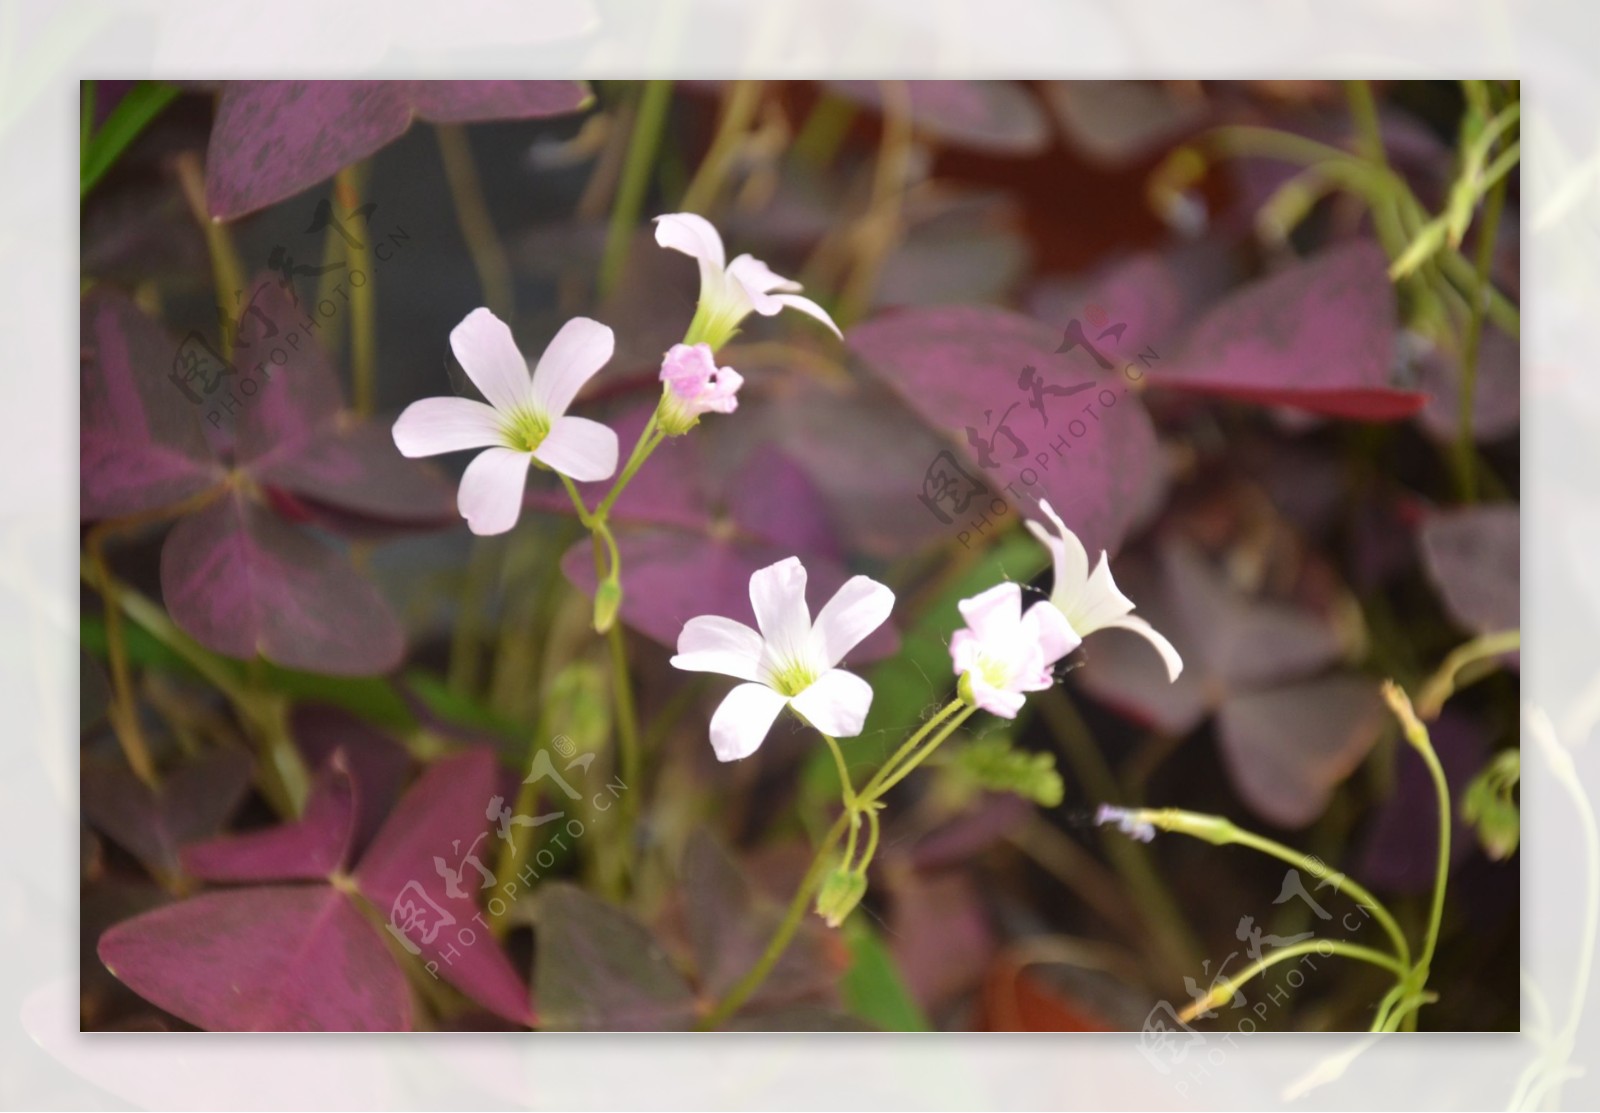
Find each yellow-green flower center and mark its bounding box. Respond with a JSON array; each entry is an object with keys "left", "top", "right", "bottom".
[
  {"left": 500, "top": 407, "right": 551, "bottom": 453},
  {"left": 769, "top": 659, "right": 817, "bottom": 698}
]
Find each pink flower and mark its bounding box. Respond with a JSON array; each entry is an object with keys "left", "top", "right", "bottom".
[
  {"left": 658, "top": 342, "right": 743, "bottom": 434},
  {"left": 950, "top": 582, "right": 1080, "bottom": 719}
]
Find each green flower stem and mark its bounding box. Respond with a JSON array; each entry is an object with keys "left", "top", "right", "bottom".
[
  {"left": 1415, "top": 629, "right": 1520, "bottom": 718},
  {"left": 1414, "top": 723, "right": 1453, "bottom": 978},
  {"left": 335, "top": 166, "right": 378, "bottom": 417},
  {"left": 600, "top": 79, "right": 673, "bottom": 299},
  {"left": 434, "top": 123, "right": 514, "bottom": 319},
  {"left": 678, "top": 80, "right": 764, "bottom": 213},
  {"left": 820, "top": 730, "right": 858, "bottom": 813},
  {"left": 1178, "top": 938, "right": 1407, "bottom": 1025},
  {"left": 858, "top": 697, "right": 963, "bottom": 800},
  {"left": 1454, "top": 161, "right": 1509, "bottom": 501},
  {"left": 1135, "top": 807, "right": 1412, "bottom": 971},
  {"left": 607, "top": 621, "right": 641, "bottom": 832},
  {"left": 596, "top": 412, "right": 664, "bottom": 519},
  {"left": 861, "top": 705, "right": 977, "bottom": 800},
  {"left": 699, "top": 810, "right": 851, "bottom": 1030}
]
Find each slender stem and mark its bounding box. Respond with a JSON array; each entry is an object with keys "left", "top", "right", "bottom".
[
  {"left": 1415, "top": 629, "right": 1520, "bottom": 718},
  {"left": 1414, "top": 733, "right": 1453, "bottom": 976},
  {"left": 1178, "top": 939, "right": 1406, "bottom": 1024},
  {"left": 699, "top": 811, "right": 850, "bottom": 1029},
  {"left": 820, "top": 730, "right": 857, "bottom": 811},
  {"left": 607, "top": 622, "right": 640, "bottom": 807},
  {"left": 434, "top": 123, "right": 514, "bottom": 319},
  {"left": 335, "top": 167, "right": 377, "bottom": 416},
  {"left": 596, "top": 415, "right": 663, "bottom": 517},
  {"left": 836, "top": 80, "right": 913, "bottom": 328},
  {"left": 1140, "top": 808, "right": 1412, "bottom": 970},
  {"left": 860, "top": 698, "right": 962, "bottom": 799},
  {"left": 173, "top": 151, "right": 246, "bottom": 359},
  {"left": 862, "top": 705, "right": 976, "bottom": 800},
  {"left": 858, "top": 803, "right": 882, "bottom": 871},
  {"left": 84, "top": 528, "right": 159, "bottom": 788},
  {"left": 599, "top": 79, "right": 672, "bottom": 298},
  {"left": 1453, "top": 163, "right": 1508, "bottom": 501},
  {"left": 679, "top": 80, "right": 764, "bottom": 213}
]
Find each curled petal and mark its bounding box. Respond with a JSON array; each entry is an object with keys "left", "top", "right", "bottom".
[
  {"left": 392, "top": 396, "right": 504, "bottom": 457},
  {"left": 1070, "top": 553, "right": 1136, "bottom": 634},
  {"left": 1102, "top": 614, "right": 1184, "bottom": 682},
  {"left": 457, "top": 447, "right": 533, "bottom": 536},
  {"left": 708, "top": 682, "right": 789, "bottom": 762},
  {"left": 654, "top": 212, "right": 727, "bottom": 271},
  {"left": 790, "top": 668, "right": 874, "bottom": 739},
  {"left": 809, "top": 575, "right": 895, "bottom": 668},
  {"left": 1029, "top": 499, "right": 1090, "bottom": 609},
  {"left": 531, "top": 415, "right": 618, "bottom": 482},
  {"left": 530, "top": 317, "right": 614, "bottom": 419},
  {"left": 671, "top": 616, "right": 764, "bottom": 682},
  {"left": 450, "top": 308, "right": 532, "bottom": 416},
  {"left": 1026, "top": 599, "right": 1082, "bottom": 666},
  {"left": 772, "top": 293, "right": 842, "bottom": 338}
]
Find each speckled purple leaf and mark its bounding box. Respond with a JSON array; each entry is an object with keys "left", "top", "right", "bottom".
[
  {"left": 1151, "top": 241, "right": 1427, "bottom": 420},
  {"left": 206, "top": 80, "right": 589, "bottom": 220},
  {"left": 159, "top": 490, "right": 405, "bottom": 675},
  {"left": 848, "top": 304, "right": 1161, "bottom": 558},
  {"left": 81, "top": 747, "right": 253, "bottom": 879},
  {"left": 80, "top": 288, "right": 224, "bottom": 520},
  {"left": 1419, "top": 504, "right": 1520, "bottom": 637},
  {"left": 181, "top": 756, "right": 358, "bottom": 883},
  {"left": 534, "top": 883, "right": 698, "bottom": 1031},
  {"left": 1357, "top": 711, "right": 1488, "bottom": 891},
  {"left": 1216, "top": 675, "right": 1386, "bottom": 829},
  {"left": 98, "top": 885, "right": 412, "bottom": 1031},
  {"left": 355, "top": 747, "right": 534, "bottom": 1028},
  {"left": 827, "top": 81, "right": 1049, "bottom": 156}
]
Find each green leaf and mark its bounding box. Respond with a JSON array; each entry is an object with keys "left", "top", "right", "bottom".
[
  {"left": 840, "top": 918, "right": 931, "bottom": 1031},
  {"left": 1460, "top": 748, "right": 1520, "bottom": 860},
  {"left": 81, "top": 80, "right": 180, "bottom": 198},
  {"left": 944, "top": 733, "right": 1065, "bottom": 806}
]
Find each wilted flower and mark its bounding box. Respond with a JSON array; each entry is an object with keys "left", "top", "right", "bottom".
[
  {"left": 950, "top": 581, "right": 1079, "bottom": 718},
  {"left": 658, "top": 342, "right": 743, "bottom": 435},
  {"left": 392, "top": 308, "right": 619, "bottom": 536},
  {"left": 670, "top": 556, "right": 893, "bottom": 761},
  {"left": 1026, "top": 499, "right": 1183, "bottom": 681},
  {"left": 654, "top": 212, "right": 840, "bottom": 350}
]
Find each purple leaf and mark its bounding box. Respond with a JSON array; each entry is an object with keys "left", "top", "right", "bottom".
[
  {"left": 681, "top": 830, "right": 835, "bottom": 1007},
  {"left": 1150, "top": 241, "right": 1427, "bottom": 420},
  {"left": 159, "top": 490, "right": 405, "bottom": 675},
  {"left": 181, "top": 756, "right": 358, "bottom": 883},
  {"left": 1356, "top": 712, "right": 1488, "bottom": 891},
  {"left": 1042, "top": 80, "right": 1208, "bottom": 167},
  {"left": 355, "top": 748, "right": 535, "bottom": 1028},
  {"left": 80, "top": 289, "right": 224, "bottom": 520},
  {"left": 1415, "top": 327, "right": 1519, "bottom": 443},
  {"left": 293, "top": 705, "right": 414, "bottom": 857},
  {"left": 1419, "top": 504, "right": 1520, "bottom": 636},
  {"left": 254, "top": 419, "right": 458, "bottom": 528},
  {"left": 848, "top": 304, "right": 1162, "bottom": 558},
  {"left": 99, "top": 885, "right": 412, "bottom": 1031},
  {"left": 1216, "top": 675, "right": 1386, "bottom": 829},
  {"left": 534, "top": 883, "right": 698, "bottom": 1031},
  {"left": 826, "top": 81, "right": 1049, "bottom": 156},
  {"left": 81, "top": 747, "right": 253, "bottom": 879},
  {"left": 206, "top": 80, "right": 589, "bottom": 220}
]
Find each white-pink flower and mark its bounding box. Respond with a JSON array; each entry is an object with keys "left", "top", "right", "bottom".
[
  {"left": 1026, "top": 499, "right": 1183, "bottom": 681},
  {"left": 654, "top": 212, "right": 840, "bottom": 349},
  {"left": 392, "top": 308, "right": 619, "bottom": 536},
  {"left": 658, "top": 342, "right": 743, "bottom": 434},
  {"left": 950, "top": 582, "right": 1080, "bottom": 719},
  {"left": 670, "top": 557, "right": 893, "bottom": 762}
]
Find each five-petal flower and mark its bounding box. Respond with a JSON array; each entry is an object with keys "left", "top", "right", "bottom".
[
  {"left": 393, "top": 308, "right": 620, "bottom": 536},
  {"left": 949, "top": 581, "right": 1080, "bottom": 718},
  {"left": 671, "top": 556, "right": 894, "bottom": 761},
  {"left": 1026, "top": 498, "right": 1183, "bottom": 681},
  {"left": 654, "top": 212, "right": 841, "bottom": 350}
]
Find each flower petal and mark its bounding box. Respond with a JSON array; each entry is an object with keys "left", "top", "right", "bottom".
[
  {"left": 966, "top": 673, "right": 1027, "bottom": 720},
  {"left": 529, "top": 317, "right": 614, "bottom": 419},
  {"left": 1070, "top": 553, "right": 1136, "bottom": 633},
  {"left": 457, "top": 447, "right": 533, "bottom": 536},
  {"left": 1102, "top": 614, "right": 1184, "bottom": 682},
  {"left": 809, "top": 575, "right": 895, "bottom": 668},
  {"left": 531, "top": 415, "right": 619, "bottom": 482},
  {"left": 956, "top": 582, "right": 1023, "bottom": 644},
  {"left": 1026, "top": 599, "right": 1082, "bottom": 666},
  {"left": 708, "top": 682, "right": 789, "bottom": 762},
  {"left": 654, "top": 212, "right": 727, "bottom": 271},
  {"left": 749, "top": 556, "right": 811, "bottom": 666},
  {"left": 392, "top": 396, "right": 505, "bottom": 458},
  {"left": 671, "top": 615, "right": 764, "bottom": 682},
  {"left": 1029, "top": 499, "right": 1090, "bottom": 612},
  {"left": 790, "top": 668, "right": 874, "bottom": 738},
  {"left": 772, "top": 294, "right": 842, "bottom": 338},
  {"left": 727, "top": 253, "right": 801, "bottom": 295},
  {"left": 450, "top": 308, "right": 532, "bottom": 416}
]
